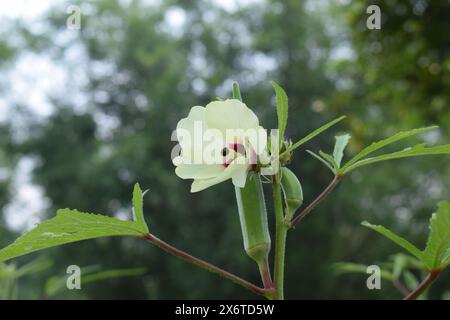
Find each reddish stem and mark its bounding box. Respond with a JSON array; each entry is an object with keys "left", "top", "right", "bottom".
[
  {"left": 403, "top": 270, "right": 440, "bottom": 300},
  {"left": 290, "top": 175, "right": 342, "bottom": 227},
  {"left": 143, "top": 233, "right": 273, "bottom": 298},
  {"left": 258, "top": 257, "right": 274, "bottom": 289}
]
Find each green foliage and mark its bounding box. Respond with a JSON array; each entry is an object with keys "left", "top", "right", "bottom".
[
  {"left": 344, "top": 143, "right": 450, "bottom": 174},
  {"left": 363, "top": 201, "right": 450, "bottom": 271},
  {"left": 307, "top": 126, "right": 450, "bottom": 175},
  {"left": 1, "top": 0, "right": 448, "bottom": 299},
  {"left": 334, "top": 262, "right": 395, "bottom": 281},
  {"left": 334, "top": 253, "right": 428, "bottom": 298},
  {"left": 361, "top": 221, "right": 424, "bottom": 262},
  {"left": 232, "top": 81, "right": 243, "bottom": 101},
  {"left": 132, "top": 183, "right": 149, "bottom": 234},
  {"left": 281, "top": 116, "right": 346, "bottom": 157},
  {"left": 0, "top": 184, "right": 150, "bottom": 263},
  {"left": 343, "top": 126, "right": 437, "bottom": 170},
  {"left": 0, "top": 257, "right": 53, "bottom": 299},
  {"left": 306, "top": 150, "right": 335, "bottom": 173},
  {"left": 332, "top": 134, "right": 351, "bottom": 169},
  {"left": 334, "top": 0, "right": 450, "bottom": 133},
  {"left": 45, "top": 266, "right": 146, "bottom": 297},
  {"left": 0, "top": 208, "right": 148, "bottom": 263},
  {"left": 422, "top": 202, "right": 450, "bottom": 270},
  {"left": 306, "top": 133, "right": 351, "bottom": 174},
  {"left": 272, "top": 81, "right": 288, "bottom": 144}
]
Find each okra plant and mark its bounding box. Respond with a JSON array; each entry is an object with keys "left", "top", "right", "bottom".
[{"left": 0, "top": 81, "right": 449, "bottom": 300}]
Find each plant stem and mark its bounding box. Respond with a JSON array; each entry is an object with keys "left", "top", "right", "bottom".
[
  {"left": 403, "top": 270, "right": 440, "bottom": 300},
  {"left": 392, "top": 279, "right": 409, "bottom": 296},
  {"left": 272, "top": 176, "right": 288, "bottom": 300},
  {"left": 290, "top": 175, "right": 342, "bottom": 227},
  {"left": 143, "top": 233, "right": 273, "bottom": 298},
  {"left": 258, "top": 257, "right": 273, "bottom": 290}
]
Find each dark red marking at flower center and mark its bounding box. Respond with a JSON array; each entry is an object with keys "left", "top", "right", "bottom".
[{"left": 222, "top": 143, "right": 252, "bottom": 169}]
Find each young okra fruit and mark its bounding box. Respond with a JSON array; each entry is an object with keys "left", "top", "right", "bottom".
[{"left": 235, "top": 172, "right": 271, "bottom": 264}]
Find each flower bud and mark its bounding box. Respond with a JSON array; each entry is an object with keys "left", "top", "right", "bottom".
[
  {"left": 281, "top": 167, "right": 303, "bottom": 221},
  {"left": 235, "top": 172, "right": 271, "bottom": 263}
]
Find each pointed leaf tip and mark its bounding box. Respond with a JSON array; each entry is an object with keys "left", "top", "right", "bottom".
[
  {"left": 333, "top": 134, "right": 351, "bottom": 168},
  {"left": 362, "top": 220, "right": 423, "bottom": 263},
  {"left": 132, "top": 183, "right": 149, "bottom": 233},
  {"left": 272, "top": 81, "right": 289, "bottom": 144}
]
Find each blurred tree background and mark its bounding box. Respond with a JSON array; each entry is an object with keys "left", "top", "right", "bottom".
[{"left": 0, "top": 0, "right": 448, "bottom": 299}]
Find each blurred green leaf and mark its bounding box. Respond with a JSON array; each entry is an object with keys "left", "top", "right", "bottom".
[
  {"left": 333, "top": 262, "right": 394, "bottom": 280},
  {"left": 403, "top": 270, "right": 420, "bottom": 292},
  {"left": 45, "top": 267, "right": 146, "bottom": 297},
  {"left": 13, "top": 257, "right": 53, "bottom": 278},
  {"left": 392, "top": 254, "right": 408, "bottom": 280}
]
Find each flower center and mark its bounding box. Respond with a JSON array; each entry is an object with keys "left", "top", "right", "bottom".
[
  {"left": 222, "top": 143, "right": 257, "bottom": 171},
  {"left": 222, "top": 143, "right": 244, "bottom": 168}
]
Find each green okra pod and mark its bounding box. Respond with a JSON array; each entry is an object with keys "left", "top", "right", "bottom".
[{"left": 235, "top": 172, "right": 271, "bottom": 263}]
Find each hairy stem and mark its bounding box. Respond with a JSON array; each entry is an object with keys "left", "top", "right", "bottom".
[
  {"left": 273, "top": 176, "right": 288, "bottom": 300},
  {"left": 143, "top": 233, "right": 272, "bottom": 298},
  {"left": 290, "top": 175, "right": 342, "bottom": 227},
  {"left": 403, "top": 270, "right": 440, "bottom": 300}
]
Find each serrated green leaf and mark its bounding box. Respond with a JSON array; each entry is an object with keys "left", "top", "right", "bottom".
[
  {"left": 342, "top": 143, "right": 450, "bottom": 174},
  {"left": 361, "top": 221, "right": 423, "bottom": 262},
  {"left": 0, "top": 209, "right": 148, "bottom": 263},
  {"left": 306, "top": 150, "right": 335, "bottom": 173},
  {"left": 281, "top": 116, "right": 346, "bottom": 157},
  {"left": 422, "top": 201, "right": 450, "bottom": 270},
  {"left": 132, "top": 183, "right": 149, "bottom": 233},
  {"left": 333, "top": 134, "right": 351, "bottom": 168},
  {"left": 363, "top": 202, "right": 450, "bottom": 272},
  {"left": 272, "top": 81, "right": 288, "bottom": 144},
  {"left": 341, "top": 126, "right": 438, "bottom": 172}
]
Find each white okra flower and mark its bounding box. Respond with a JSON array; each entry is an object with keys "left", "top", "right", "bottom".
[{"left": 173, "top": 99, "right": 267, "bottom": 192}]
